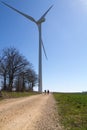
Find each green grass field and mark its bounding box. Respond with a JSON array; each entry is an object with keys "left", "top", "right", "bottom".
[
  {"left": 0, "top": 91, "right": 39, "bottom": 100},
  {"left": 53, "top": 92, "right": 87, "bottom": 130}
]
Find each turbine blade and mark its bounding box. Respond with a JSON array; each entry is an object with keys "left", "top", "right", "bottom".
[
  {"left": 41, "top": 39, "right": 48, "bottom": 60},
  {"left": 38, "top": 5, "right": 53, "bottom": 21},
  {"left": 1, "top": 1, "right": 36, "bottom": 23}
]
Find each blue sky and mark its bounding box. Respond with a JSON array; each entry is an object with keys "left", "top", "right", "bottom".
[{"left": 0, "top": 0, "right": 87, "bottom": 92}]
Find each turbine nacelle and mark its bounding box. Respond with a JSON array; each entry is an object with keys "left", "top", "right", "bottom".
[{"left": 37, "top": 18, "right": 45, "bottom": 24}]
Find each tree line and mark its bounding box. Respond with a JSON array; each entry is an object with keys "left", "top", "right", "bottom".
[{"left": 0, "top": 47, "right": 38, "bottom": 92}]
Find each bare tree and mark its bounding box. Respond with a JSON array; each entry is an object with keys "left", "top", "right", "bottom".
[
  {"left": 15, "top": 71, "right": 27, "bottom": 92},
  {"left": 0, "top": 47, "right": 38, "bottom": 92},
  {"left": 0, "top": 47, "right": 30, "bottom": 91},
  {"left": 0, "top": 55, "right": 8, "bottom": 90},
  {"left": 25, "top": 68, "right": 38, "bottom": 91}
]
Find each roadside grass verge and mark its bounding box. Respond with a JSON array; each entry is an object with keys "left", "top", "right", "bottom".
[
  {"left": 53, "top": 92, "right": 87, "bottom": 130},
  {"left": 0, "top": 91, "right": 40, "bottom": 100}
]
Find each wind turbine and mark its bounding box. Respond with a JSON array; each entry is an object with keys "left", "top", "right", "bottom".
[{"left": 1, "top": 2, "right": 53, "bottom": 93}]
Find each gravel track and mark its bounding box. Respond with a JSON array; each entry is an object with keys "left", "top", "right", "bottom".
[{"left": 0, "top": 94, "right": 62, "bottom": 130}]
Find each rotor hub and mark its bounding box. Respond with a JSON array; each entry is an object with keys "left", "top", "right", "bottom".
[{"left": 37, "top": 18, "right": 45, "bottom": 24}]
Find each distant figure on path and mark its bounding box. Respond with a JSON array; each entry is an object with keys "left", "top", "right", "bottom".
[
  {"left": 44, "top": 90, "right": 46, "bottom": 94},
  {"left": 47, "top": 90, "right": 49, "bottom": 94}
]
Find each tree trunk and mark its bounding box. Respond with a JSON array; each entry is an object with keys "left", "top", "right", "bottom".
[
  {"left": 3, "top": 74, "right": 7, "bottom": 90},
  {"left": 8, "top": 76, "right": 13, "bottom": 91}
]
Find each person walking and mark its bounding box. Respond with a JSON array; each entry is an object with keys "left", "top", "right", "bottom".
[
  {"left": 47, "top": 90, "right": 49, "bottom": 94},
  {"left": 44, "top": 90, "right": 46, "bottom": 95}
]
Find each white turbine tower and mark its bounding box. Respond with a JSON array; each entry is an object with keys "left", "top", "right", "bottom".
[{"left": 2, "top": 2, "right": 53, "bottom": 93}]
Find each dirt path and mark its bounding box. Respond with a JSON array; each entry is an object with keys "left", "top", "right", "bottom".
[{"left": 0, "top": 94, "right": 62, "bottom": 130}]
